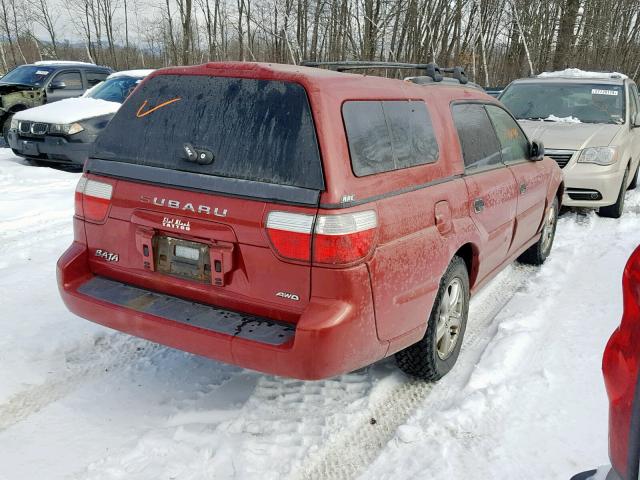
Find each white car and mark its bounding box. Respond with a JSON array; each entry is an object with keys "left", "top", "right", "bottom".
[
  {"left": 500, "top": 69, "right": 640, "bottom": 218},
  {"left": 8, "top": 69, "right": 153, "bottom": 166}
]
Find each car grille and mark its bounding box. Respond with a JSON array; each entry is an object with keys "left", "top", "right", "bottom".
[
  {"left": 18, "top": 120, "right": 49, "bottom": 137},
  {"left": 545, "top": 149, "right": 575, "bottom": 168}
]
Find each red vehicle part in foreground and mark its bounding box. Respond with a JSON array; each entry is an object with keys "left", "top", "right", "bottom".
[{"left": 603, "top": 245, "right": 640, "bottom": 480}]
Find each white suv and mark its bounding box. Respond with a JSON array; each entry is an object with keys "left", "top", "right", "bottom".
[{"left": 500, "top": 69, "right": 640, "bottom": 218}]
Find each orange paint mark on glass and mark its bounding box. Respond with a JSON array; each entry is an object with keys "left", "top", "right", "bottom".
[
  {"left": 506, "top": 127, "right": 519, "bottom": 140},
  {"left": 136, "top": 97, "right": 182, "bottom": 118}
]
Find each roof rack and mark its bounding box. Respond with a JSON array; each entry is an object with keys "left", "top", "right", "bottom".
[{"left": 300, "top": 61, "right": 468, "bottom": 85}]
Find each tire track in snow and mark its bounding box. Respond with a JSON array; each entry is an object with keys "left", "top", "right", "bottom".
[
  {"left": 289, "top": 264, "right": 535, "bottom": 480},
  {"left": 0, "top": 335, "right": 152, "bottom": 432}
]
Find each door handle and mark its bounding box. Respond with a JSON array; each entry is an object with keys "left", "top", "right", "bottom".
[
  {"left": 473, "top": 198, "right": 485, "bottom": 213},
  {"left": 520, "top": 183, "right": 527, "bottom": 194}
]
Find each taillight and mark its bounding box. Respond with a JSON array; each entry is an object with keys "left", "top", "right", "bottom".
[
  {"left": 266, "top": 211, "right": 314, "bottom": 261},
  {"left": 75, "top": 175, "right": 113, "bottom": 222},
  {"left": 313, "top": 211, "right": 377, "bottom": 264},
  {"left": 74, "top": 176, "right": 87, "bottom": 217},
  {"left": 266, "top": 210, "right": 378, "bottom": 265}
]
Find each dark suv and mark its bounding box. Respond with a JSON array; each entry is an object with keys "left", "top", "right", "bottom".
[
  {"left": 0, "top": 61, "right": 112, "bottom": 140},
  {"left": 57, "top": 61, "right": 563, "bottom": 381}
]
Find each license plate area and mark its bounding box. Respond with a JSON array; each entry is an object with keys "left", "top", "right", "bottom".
[{"left": 154, "top": 235, "right": 211, "bottom": 283}]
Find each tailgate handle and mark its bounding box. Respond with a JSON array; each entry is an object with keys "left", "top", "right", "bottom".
[
  {"left": 135, "top": 227, "right": 155, "bottom": 271},
  {"left": 209, "top": 243, "right": 234, "bottom": 287}
]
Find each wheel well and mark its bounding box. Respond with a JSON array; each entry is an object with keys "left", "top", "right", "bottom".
[
  {"left": 1, "top": 104, "right": 27, "bottom": 125},
  {"left": 8, "top": 104, "right": 27, "bottom": 114},
  {"left": 454, "top": 243, "right": 477, "bottom": 287}
]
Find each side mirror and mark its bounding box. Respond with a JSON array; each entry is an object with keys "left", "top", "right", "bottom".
[
  {"left": 49, "top": 80, "right": 66, "bottom": 91},
  {"left": 529, "top": 139, "right": 545, "bottom": 161}
]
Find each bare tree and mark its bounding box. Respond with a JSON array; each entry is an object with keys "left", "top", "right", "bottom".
[{"left": 29, "top": 0, "right": 59, "bottom": 57}]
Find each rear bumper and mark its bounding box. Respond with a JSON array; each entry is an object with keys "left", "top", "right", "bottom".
[
  {"left": 57, "top": 242, "right": 387, "bottom": 380},
  {"left": 7, "top": 129, "right": 92, "bottom": 165}
]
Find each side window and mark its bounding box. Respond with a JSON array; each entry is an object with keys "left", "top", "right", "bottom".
[
  {"left": 343, "top": 100, "right": 439, "bottom": 176},
  {"left": 451, "top": 103, "right": 502, "bottom": 170},
  {"left": 86, "top": 71, "right": 109, "bottom": 87},
  {"left": 53, "top": 71, "right": 83, "bottom": 90},
  {"left": 485, "top": 105, "right": 530, "bottom": 164}
]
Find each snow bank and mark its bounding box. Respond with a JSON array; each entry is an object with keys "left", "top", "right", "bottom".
[
  {"left": 13, "top": 97, "right": 120, "bottom": 124},
  {"left": 545, "top": 114, "right": 582, "bottom": 123},
  {"left": 108, "top": 69, "right": 154, "bottom": 79},
  {"left": 538, "top": 68, "right": 627, "bottom": 80}
]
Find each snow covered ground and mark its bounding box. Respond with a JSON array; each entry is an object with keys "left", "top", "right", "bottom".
[{"left": 0, "top": 149, "right": 638, "bottom": 480}]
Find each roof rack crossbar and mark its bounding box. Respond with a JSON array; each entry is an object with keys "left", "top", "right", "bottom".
[{"left": 300, "top": 61, "right": 467, "bottom": 84}]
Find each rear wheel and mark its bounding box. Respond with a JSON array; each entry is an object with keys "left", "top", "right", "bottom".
[
  {"left": 518, "top": 196, "right": 559, "bottom": 266},
  {"left": 395, "top": 256, "right": 469, "bottom": 381},
  {"left": 599, "top": 168, "right": 629, "bottom": 219}
]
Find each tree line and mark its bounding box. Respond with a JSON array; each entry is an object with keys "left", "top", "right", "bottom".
[{"left": 1, "top": 0, "right": 640, "bottom": 86}]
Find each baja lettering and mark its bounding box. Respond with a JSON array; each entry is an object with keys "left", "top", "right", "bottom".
[{"left": 95, "top": 249, "right": 119, "bottom": 262}]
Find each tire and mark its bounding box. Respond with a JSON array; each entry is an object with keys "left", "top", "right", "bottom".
[
  {"left": 599, "top": 168, "right": 629, "bottom": 219},
  {"left": 395, "top": 256, "right": 470, "bottom": 381},
  {"left": 2, "top": 113, "right": 13, "bottom": 144},
  {"left": 518, "top": 196, "right": 559, "bottom": 266},
  {"left": 628, "top": 163, "right": 639, "bottom": 190}
]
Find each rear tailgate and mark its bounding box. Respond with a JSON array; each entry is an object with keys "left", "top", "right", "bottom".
[{"left": 81, "top": 73, "right": 324, "bottom": 322}]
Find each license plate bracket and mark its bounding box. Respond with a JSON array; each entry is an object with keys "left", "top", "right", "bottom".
[{"left": 154, "top": 236, "right": 211, "bottom": 283}]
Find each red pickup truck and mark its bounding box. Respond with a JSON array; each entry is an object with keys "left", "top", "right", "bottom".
[{"left": 57, "top": 61, "right": 563, "bottom": 381}]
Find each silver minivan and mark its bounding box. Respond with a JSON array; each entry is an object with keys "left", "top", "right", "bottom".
[{"left": 500, "top": 70, "right": 640, "bottom": 218}]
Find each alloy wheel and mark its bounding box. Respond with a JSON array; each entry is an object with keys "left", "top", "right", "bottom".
[{"left": 436, "top": 278, "right": 464, "bottom": 360}]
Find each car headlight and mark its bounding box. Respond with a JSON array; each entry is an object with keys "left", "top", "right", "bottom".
[
  {"left": 10, "top": 117, "right": 18, "bottom": 129},
  {"left": 578, "top": 147, "right": 618, "bottom": 166},
  {"left": 49, "top": 122, "right": 85, "bottom": 135}
]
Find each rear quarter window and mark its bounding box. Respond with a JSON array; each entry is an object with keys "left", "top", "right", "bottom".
[
  {"left": 342, "top": 100, "right": 439, "bottom": 176},
  {"left": 92, "top": 75, "right": 324, "bottom": 190}
]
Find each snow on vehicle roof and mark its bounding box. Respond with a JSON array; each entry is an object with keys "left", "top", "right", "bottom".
[
  {"left": 107, "top": 69, "right": 154, "bottom": 79},
  {"left": 537, "top": 68, "right": 628, "bottom": 80},
  {"left": 33, "top": 60, "right": 97, "bottom": 67}
]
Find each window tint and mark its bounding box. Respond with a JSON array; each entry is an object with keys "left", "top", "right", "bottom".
[
  {"left": 53, "top": 71, "right": 82, "bottom": 90},
  {"left": 343, "top": 100, "right": 439, "bottom": 176},
  {"left": 452, "top": 103, "right": 502, "bottom": 170},
  {"left": 485, "top": 105, "right": 530, "bottom": 164},
  {"left": 86, "top": 71, "right": 109, "bottom": 87},
  {"left": 93, "top": 75, "right": 324, "bottom": 190}
]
